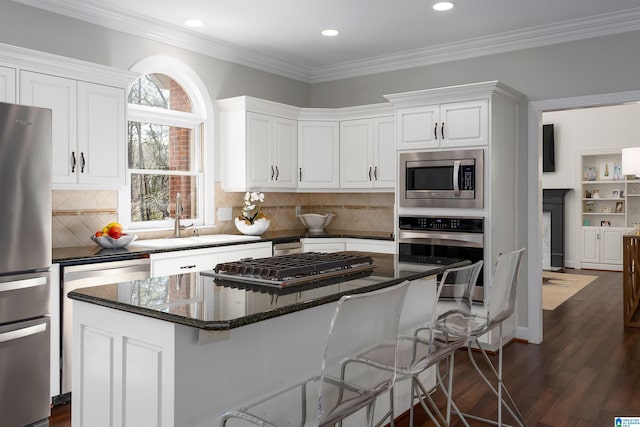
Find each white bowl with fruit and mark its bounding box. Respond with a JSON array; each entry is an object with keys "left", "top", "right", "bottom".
[{"left": 91, "top": 222, "right": 137, "bottom": 249}]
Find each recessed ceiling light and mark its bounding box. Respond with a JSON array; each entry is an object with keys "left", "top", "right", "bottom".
[
  {"left": 184, "top": 19, "right": 204, "bottom": 28},
  {"left": 321, "top": 29, "right": 340, "bottom": 37},
  {"left": 433, "top": 1, "right": 455, "bottom": 11}
]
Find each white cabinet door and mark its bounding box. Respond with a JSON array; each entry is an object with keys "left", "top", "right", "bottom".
[
  {"left": 20, "top": 72, "right": 126, "bottom": 188},
  {"left": 0, "top": 65, "right": 16, "bottom": 103},
  {"left": 298, "top": 121, "right": 339, "bottom": 188},
  {"left": 272, "top": 117, "right": 297, "bottom": 188},
  {"left": 20, "top": 71, "right": 77, "bottom": 185},
  {"left": 396, "top": 100, "right": 487, "bottom": 150},
  {"left": 76, "top": 82, "right": 126, "bottom": 187},
  {"left": 581, "top": 227, "right": 600, "bottom": 264},
  {"left": 340, "top": 119, "right": 373, "bottom": 188},
  {"left": 373, "top": 116, "right": 396, "bottom": 188},
  {"left": 246, "top": 113, "right": 297, "bottom": 189},
  {"left": 601, "top": 227, "right": 623, "bottom": 265},
  {"left": 397, "top": 105, "right": 439, "bottom": 150},
  {"left": 246, "top": 112, "right": 274, "bottom": 188},
  {"left": 440, "top": 100, "right": 488, "bottom": 147}
]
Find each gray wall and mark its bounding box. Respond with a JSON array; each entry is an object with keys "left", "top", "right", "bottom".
[
  {"left": 0, "top": 1, "right": 311, "bottom": 107},
  {"left": 309, "top": 30, "right": 640, "bottom": 107}
]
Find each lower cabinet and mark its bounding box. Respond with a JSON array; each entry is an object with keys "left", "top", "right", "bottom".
[
  {"left": 301, "top": 238, "right": 395, "bottom": 254},
  {"left": 150, "top": 242, "right": 272, "bottom": 277},
  {"left": 581, "top": 226, "right": 624, "bottom": 270}
]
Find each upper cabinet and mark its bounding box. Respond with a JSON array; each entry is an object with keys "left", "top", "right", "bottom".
[
  {"left": 339, "top": 116, "right": 395, "bottom": 189},
  {"left": 0, "top": 65, "right": 16, "bottom": 103},
  {"left": 20, "top": 72, "right": 126, "bottom": 188},
  {"left": 218, "top": 96, "right": 299, "bottom": 192},
  {"left": 1, "top": 44, "right": 137, "bottom": 189},
  {"left": 395, "top": 99, "right": 488, "bottom": 150},
  {"left": 298, "top": 120, "right": 340, "bottom": 189},
  {"left": 246, "top": 112, "right": 298, "bottom": 189}
]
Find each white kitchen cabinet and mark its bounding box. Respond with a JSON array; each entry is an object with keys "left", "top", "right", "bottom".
[
  {"left": 395, "top": 99, "right": 488, "bottom": 150},
  {"left": 298, "top": 121, "right": 340, "bottom": 189},
  {"left": 302, "top": 238, "right": 395, "bottom": 254},
  {"left": 218, "top": 97, "right": 299, "bottom": 191},
  {"left": 246, "top": 112, "right": 297, "bottom": 189},
  {"left": 339, "top": 116, "right": 395, "bottom": 189},
  {"left": 0, "top": 65, "right": 16, "bottom": 103},
  {"left": 301, "top": 239, "right": 346, "bottom": 253},
  {"left": 150, "top": 242, "right": 272, "bottom": 277},
  {"left": 20, "top": 71, "right": 126, "bottom": 188},
  {"left": 581, "top": 226, "right": 624, "bottom": 270}
]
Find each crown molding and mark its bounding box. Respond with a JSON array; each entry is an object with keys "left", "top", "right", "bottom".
[
  {"left": 13, "top": 0, "right": 312, "bottom": 82},
  {"left": 311, "top": 8, "right": 640, "bottom": 83},
  {"left": 13, "top": 0, "right": 640, "bottom": 85}
]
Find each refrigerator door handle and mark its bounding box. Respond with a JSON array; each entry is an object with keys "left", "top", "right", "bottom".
[
  {"left": 0, "top": 276, "right": 47, "bottom": 292},
  {"left": 0, "top": 322, "right": 47, "bottom": 344}
]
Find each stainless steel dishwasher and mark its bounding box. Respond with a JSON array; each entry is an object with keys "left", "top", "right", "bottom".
[{"left": 60, "top": 258, "right": 150, "bottom": 396}]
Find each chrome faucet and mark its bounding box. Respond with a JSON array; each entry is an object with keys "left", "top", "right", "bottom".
[{"left": 173, "top": 193, "right": 194, "bottom": 237}]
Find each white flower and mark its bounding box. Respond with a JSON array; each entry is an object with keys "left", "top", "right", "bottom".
[{"left": 240, "top": 192, "right": 266, "bottom": 224}]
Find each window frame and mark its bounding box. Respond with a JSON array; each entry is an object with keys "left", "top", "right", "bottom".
[{"left": 120, "top": 56, "right": 214, "bottom": 232}]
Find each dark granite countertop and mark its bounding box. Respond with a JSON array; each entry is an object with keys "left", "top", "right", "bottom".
[
  {"left": 53, "top": 230, "right": 394, "bottom": 266},
  {"left": 68, "top": 253, "right": 465, "bottom": 331}
]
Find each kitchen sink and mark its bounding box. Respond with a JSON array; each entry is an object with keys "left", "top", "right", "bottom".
[{"left": 129, "top": 234, "right": 261, "bottom": 248}]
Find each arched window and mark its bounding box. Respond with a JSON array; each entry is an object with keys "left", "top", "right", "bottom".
[{"left": 121, "top": 57, "right": 213, "bottom": 230}]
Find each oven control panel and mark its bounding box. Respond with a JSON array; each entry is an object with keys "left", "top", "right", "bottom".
[{"left": 398, "top": 216, "right": 484, "bottom": 233}]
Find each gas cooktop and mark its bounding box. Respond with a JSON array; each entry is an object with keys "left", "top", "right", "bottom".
[{"left": 202, "top": 252, "right": 377, "bottom": 288}]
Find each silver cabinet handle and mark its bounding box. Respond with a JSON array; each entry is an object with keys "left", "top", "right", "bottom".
[
  {"left": 270, "top": 165, "right": 274, "bottom": 180},
  {"left": 80, "top": 152, "right": 86, "bottom": 173},
  {"left": 180, "top": 265, "right": 196, "bottom": 270},
  {"left": 0, "top": 323, "right": 47, "bottom": 344},
  {"left": 0, "top": 276, "right": 47, "bottom": 293},
  {"left": 299, "top": 168, "right": 302, "bottom": 181},
  {"left": 71, "top": 151, "right": 76, "bottom": 172},
  {"left": 434, "top": 123, "right": 438, "bottom": 140},
  {"left": 441, "top": 122, "right": 445, "bottom": 139},
  {"left": 275, "top": 166, "right": 279, "bottom": 180},
  {"left": 374, "top": 166, "right": 378, "bottom": 181},
  {"left": 368, "top": 166, "right": 372, "bottom": 181}
]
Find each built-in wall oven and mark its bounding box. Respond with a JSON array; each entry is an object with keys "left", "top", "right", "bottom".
[
  {"left": 398, "top": 216, "right": 485, "bottom": 302},
  {"left": 399, "top": 149, "right": 483, "bottom": 209}
]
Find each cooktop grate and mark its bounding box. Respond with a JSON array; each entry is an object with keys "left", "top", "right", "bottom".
[{"left": 214, "top": 252, "right": 374, "bottom": 281}]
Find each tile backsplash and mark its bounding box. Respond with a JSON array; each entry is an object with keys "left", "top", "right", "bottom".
[{"left": 52, "top": 184, "right": 395, "bottom": 248}]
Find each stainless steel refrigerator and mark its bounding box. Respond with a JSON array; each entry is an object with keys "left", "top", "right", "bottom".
[{"left": 0, "top": 102, "right": 52, "bottom": 427}]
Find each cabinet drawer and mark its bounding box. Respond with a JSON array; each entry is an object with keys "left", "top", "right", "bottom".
[{"left": 151, "top": 252, "right": 219, "bottom": 277}]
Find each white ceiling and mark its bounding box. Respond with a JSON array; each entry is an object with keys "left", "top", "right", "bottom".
[{"left": 14, "top": 0, "right": 640, "bottom": 83}]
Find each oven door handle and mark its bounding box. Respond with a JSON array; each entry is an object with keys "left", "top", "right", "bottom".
[
  {"left": 398, "top": 230, "right": 484, "bottom": 247},
  {"left": 453, "top": 160, "right": 461, "bottom": 197}
]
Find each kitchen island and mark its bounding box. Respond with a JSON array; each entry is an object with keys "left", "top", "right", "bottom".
[{"left": 68, "top": 253, "right": 465, "bottom": 427}]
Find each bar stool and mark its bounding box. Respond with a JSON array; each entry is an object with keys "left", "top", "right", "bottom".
[
  {"left": 217, "top": 281, "right": 410, "bottom": 427},
  {"left": 436, "top": 248, "right": 527, "bottom": 427},
  {"left": 356, "top": 261, "right": 483, "bottom": 427}
]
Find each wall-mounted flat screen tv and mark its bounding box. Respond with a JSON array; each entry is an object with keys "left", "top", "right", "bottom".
[{"left": 543, "top": 124, "right": 555, "bottom": 172}]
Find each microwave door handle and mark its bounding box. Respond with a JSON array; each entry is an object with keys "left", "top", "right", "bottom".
[{"left": 453, "top": 160, "right": 461, "bottom": 196}]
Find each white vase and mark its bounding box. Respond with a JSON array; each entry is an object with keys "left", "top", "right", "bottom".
[{"left": 235, "top": 216, "right": 270, "bottom": 236}]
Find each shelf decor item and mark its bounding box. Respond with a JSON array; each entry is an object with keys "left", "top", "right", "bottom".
[
  {"left": 235, "top": 192, "right": 270, "bottom": 236},
  {"left": 616, "top": 202, "right": 624, "bottom": 213},
  {"left": 614, "top": 165, "right": 623, "bottom": 180},
  {"left": 583, "top": 166, "right": 596, "bottom": 181},
  {"left": 592, "top": 189, "right": 600, "bottom": 199},
  {"left": 598, "top": 160, "right": 614, "bottom": 180}
]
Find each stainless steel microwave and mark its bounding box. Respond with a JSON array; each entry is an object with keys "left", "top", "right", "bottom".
[{"left": 399, "top": 149, "right": 484, "bottom": 208}]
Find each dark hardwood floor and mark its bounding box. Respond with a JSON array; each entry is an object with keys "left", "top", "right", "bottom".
[{"left": 49, "top": 269, "right": 637, "bottom": 427}]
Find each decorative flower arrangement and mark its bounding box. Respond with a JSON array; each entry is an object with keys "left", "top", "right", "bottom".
[{"left": 240, "top": 192, "right": 266, "bottom": 224}]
